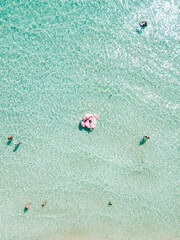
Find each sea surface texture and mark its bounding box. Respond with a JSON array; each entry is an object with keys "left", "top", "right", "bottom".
[{"left": 0, "top": 0, "right": 180, "bottom": 240}]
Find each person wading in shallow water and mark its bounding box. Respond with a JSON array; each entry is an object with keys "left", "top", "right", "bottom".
[
  {"left": 25, "top": 203, "right": 31, "bottom": 211},
  {"left": 144, "top": 136, "right": 150, "bottom": 140},
  {"left": 8, "top": 136, "right": 13, "bottom": 141},
  {"left": 15, "top": 141, "right": 21, "bottom": 146},
  {"left": 42, "top": 201, "right": 47, "bottom": 207},
  {"left": 89, "top": 119, "right": 93, "bottom": 131}
]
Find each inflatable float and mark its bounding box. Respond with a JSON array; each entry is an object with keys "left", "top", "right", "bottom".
[{"left": 81, "top": 114, "right": 98, "bottom": 129}]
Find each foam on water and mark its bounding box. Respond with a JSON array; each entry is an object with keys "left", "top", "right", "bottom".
[{"left": 0, "top": 0, "right": 180, "bottom": 240}]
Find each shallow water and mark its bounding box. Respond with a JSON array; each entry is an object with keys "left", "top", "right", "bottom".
[{"left": 0, "top": 0, "right": 180, "bottom": 240}]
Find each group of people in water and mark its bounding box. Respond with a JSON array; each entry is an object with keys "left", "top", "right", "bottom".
[
  {"left": 7, "top": 136, "right": 20, "bottom": 146},
  {"left": 8, "top": 72, "right": 150, "bottom": 210},
  {"left": 8, "top": 130, "right": 149, "bottom": 211},
  {"left": 9, "top": 128, "right": 149, "bottom": 212},
  {"left": 6, "top": 136, "right": 45, "bottom": 211},
  {"left": 22, "top": 135, "right": 150, "bottom": 211},
  {"left": 25, "top": 201, "right": 47, "bottom": 212},
  {"left": 7, "top": 136, "right": 21, "bottom": 151},
  {"left": 24, "top": 201, "right": 113, "bottom": 211}
]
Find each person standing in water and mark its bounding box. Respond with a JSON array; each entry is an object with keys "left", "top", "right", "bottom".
[
  {"left": 15, "top": 141, "right": 21, "bottom": 146},
  {"left": 8, "top": 136, "right": 13, "bottom": 141},
  {"left": 89, "top": 119, "right": 93, "bottom": 131},
  {"left": 42, "top": 201, "right": 47, "bottom": 207},
  {"left": 25, "top": 203, "right": 31, "bottom": 211},
  {"left": 7, "top": 136, "right": 13, "bottom": 145},
  {"left": 144, "top": 136, "right": 150, "bottom": 139}
]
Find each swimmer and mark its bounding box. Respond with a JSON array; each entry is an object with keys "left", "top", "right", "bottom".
[
  {"left": 13, "top": 141, "right": 21, "bottom": 152},
  {"left": 42, "top": 201, "right": 47, "bottom": 207},
  {"left": 140, "top": 21, "right": 147, "bottom": 27},
  {"left": 87, "top": 116, "right": 92, "bottom": 121},
  {"left": 25, "top": 202, "right": 31, "bottom": 211},
  {"left": 89, "top": 120, "right": 93, "bottom": 131},
  {"left": 8, "top": 136, "right": 13, "bottom": 141},
  {"left": 15, "top": 141, "right": 21, "bottom": 146},
  {"left": 109, "top": 201, "right": 112, "bottom": 205},
  {"left": 144, "top": 136, "right": 150, "bottom": 139}
]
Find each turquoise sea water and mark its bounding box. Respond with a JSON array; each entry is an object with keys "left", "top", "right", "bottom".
[{"left": 0, "top": 0, "right": 180, "bottom": 239}]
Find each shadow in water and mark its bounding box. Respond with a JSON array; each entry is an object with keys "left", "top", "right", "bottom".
[
  {"left": 139, "top": 137, "right": 146, "bottom": 146},
  {"left": 24, "top": 207, "right": 28, "bottom": 213},
  {"left": 13, "top": 144, "right": 20, "bottom": 152},
  {"left": 78, "top": 122, "right": 83, "bottom": 131},
  {"left": 136, "top": 28, "right": 142, "bottom": 34},
  {"left": 7, "top": 140, "right": 12, "bottom": 146},
  {"left": 42, "top": 201, "right": 47, "bottom": 207},
  {"left": 78, "top": 121, "right": 92, "bottom": 133},
  {"left": 136, "top": 26, "right": 144, "bottom": 34}
]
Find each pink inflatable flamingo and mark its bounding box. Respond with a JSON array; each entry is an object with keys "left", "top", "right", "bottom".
[{"left": 81, "top": 114, "right": 99, "bottom": 129}]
